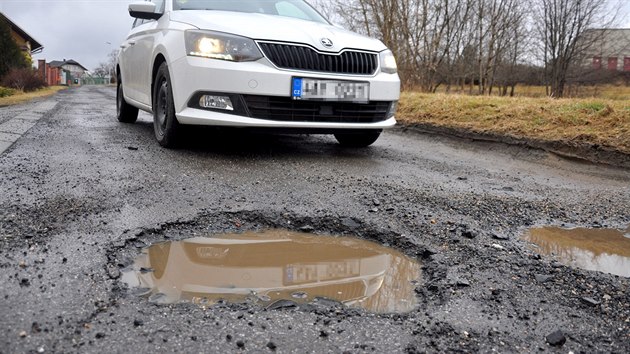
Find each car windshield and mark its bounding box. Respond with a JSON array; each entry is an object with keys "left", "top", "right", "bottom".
[{"left": 172, "top": 0, "right": 329, "bottom": 24}]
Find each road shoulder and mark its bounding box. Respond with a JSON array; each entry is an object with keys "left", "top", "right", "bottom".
[{"left": 397, "top": 122, "right": 630, "bottom": 169}]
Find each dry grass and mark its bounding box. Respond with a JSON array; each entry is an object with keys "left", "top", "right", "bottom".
[
  {"left": 513, "top": 85, "right": 630, "bottom": 100},
  {"left": 434, "top": 84, "right": 630, "bottom": 100},
  {"left": 0, "top": 86, "right": 67, "bottom": 107},
  {"left": 398, "top": 92, "right": 630, "bottom": 154}
]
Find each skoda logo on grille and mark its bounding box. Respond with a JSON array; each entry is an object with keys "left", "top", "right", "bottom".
[{"left": 320, "top": 38, "right": 334, "bottom": 48}]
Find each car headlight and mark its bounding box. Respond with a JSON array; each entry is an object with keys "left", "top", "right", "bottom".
[
  {"left": 379, "top": 50, "right": 398, "bottom": 74},
  {"left": 185, "top": 30, "right": 263, "bottom": 62}
]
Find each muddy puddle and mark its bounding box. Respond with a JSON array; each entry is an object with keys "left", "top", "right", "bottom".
[
  {"left": 122, "top": 230, "right": 421, "bottom": 313},
  {"left": 523, "top": 226, "right": 630, "bottom": 277}
]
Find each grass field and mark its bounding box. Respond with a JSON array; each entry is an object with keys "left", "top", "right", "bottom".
[
  {"left": 398, "top": 91, "right": 630, "bottom": 154},
  {"left": 0, "top": 86, "right": 67, "bottom": 107}
]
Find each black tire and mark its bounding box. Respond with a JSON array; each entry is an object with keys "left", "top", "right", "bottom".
[
  {"left": 334, "top": 130, "right": 382, "bottom": 147},
  {"left": 116, "top": 76, "right": 138, "bottom": 123},
  {"left": 153, "top": 63, "right": 180, "bottom": 148}
]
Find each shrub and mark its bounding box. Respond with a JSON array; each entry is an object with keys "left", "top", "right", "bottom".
[
  {"left": 0, "top": 86, "right": 15, "bottom": 97},
  {"left": 1, "top": 68, "right": 46, "bottom": 92}
]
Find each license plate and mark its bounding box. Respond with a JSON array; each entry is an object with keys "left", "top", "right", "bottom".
[
  {"left": 292, "top": 78, "right": 369, "bottom": 102},
  {"left": 285, "top": 260, "right": 360, "bottom": 284}
]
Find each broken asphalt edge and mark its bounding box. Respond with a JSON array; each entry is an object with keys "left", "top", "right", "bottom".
[{"left": 396, "top": 123, "right": 630, "bottom": 169}]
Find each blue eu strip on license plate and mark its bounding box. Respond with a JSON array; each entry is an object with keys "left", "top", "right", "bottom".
[
  {"left": 292, "top": 78, "right": 303, "bottom": 100},
  {"left": 291, "top": 77, "right": 370, "bottom": 102}
]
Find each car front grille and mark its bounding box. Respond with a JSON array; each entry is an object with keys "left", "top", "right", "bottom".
[
  {"left": 258, "top": 42, "right": 379, "bottom": 75},
  {"left": 243, "top": 95, "right": 391, "bottom": 123}
]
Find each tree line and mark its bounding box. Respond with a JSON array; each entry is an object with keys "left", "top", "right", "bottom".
[{"left": 313, "top": 0, "right": 621, "bottom": 98}]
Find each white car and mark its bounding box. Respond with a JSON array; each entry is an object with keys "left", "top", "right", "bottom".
[{"left": 117, "top": 0, "right": 400, "bottom": 147}]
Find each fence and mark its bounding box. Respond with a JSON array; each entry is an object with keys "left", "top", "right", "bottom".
[{"left": 81, "top": 77, "right": 111, "bottom": 85}]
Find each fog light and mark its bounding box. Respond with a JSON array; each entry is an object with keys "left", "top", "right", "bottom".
[{"left": 199, "top": 95, "right": 233, "bottom": 111}]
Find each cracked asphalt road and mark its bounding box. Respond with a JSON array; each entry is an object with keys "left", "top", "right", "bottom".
[{"left": 1, "top": 86, "right": 629, "bottom": 353}]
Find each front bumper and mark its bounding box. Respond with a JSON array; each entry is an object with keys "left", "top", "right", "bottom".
[{"left": 169, "top": 56, "right": 400, "bottom": 129}]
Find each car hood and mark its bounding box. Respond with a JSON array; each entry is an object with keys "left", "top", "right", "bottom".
[{"left": 169, "top": 10, "right": 387, "bottom": 53}]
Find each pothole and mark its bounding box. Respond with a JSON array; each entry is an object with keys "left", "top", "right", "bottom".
[
  {"left": 523, "top": 226, "right": 630, "bottom": 277},
  {"left": 122, "top": 229, "right": 421, "bottom": 313}
]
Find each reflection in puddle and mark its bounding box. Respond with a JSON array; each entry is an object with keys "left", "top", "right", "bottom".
[
  {"left": 122, "top": 230, "right": 421, "bottom": 313},
  {"left": 524, "top": 226, "right": 630, "bottom": 277}
]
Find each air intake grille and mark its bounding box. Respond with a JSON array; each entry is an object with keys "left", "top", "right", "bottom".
[
  {"left": 243, "top": 95, "right": 391, "bottom": 123},
  {"left": 258, "top": 42, "right": 378, "bottom": 75}
]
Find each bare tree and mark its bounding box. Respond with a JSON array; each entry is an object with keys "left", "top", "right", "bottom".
[
  {"left": 416, "top": 0, "right": 474, "bottom": 92},
  {"left": 319, "top": 0, "right": 619, "bottom": 95},
  {"left": 328, "top": 0, "right": 476, "bottom": 91},
  {"left": 471, "top": 0, "right": 528, "bottom": 95},
  {"left": 93, "top": 49, "right": 120, "bottom": 82},
  {"left": 494, "top": 3, "right": 532, "bottom": 97},
  {"left": 93, "top": 63, "right": 108, "bottom": 78},
  {"left": 535, "top": 0, "right": 618, "bottom": 97}
]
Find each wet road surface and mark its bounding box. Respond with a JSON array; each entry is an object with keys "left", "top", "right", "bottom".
[{"left": 1, "top": 86, "right": 629, "bottom": 353}]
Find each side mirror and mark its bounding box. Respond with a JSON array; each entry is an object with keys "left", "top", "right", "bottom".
[{"left": 129, "top": 2, "right": 162, "bottom": 20}]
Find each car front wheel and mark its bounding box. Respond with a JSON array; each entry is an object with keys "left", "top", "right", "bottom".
[
  {"left": 116, "top": 76, "right": 138, "bottom": 123},
  {"left": 153, "top": 63, "right": 180, "bottom": 148},
  {"left": 334, "top": 130, "right": 382, "bottom": 147}
]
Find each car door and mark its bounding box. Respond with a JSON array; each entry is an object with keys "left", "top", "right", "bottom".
[
  {"left": 119, "top": 19, "right": 143, "bottom": 103},
  {"left": 120, "top": 0, "right": 165, "bottom": 106}
]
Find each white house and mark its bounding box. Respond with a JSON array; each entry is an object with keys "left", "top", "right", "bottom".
[{"left": 49, "top": 59, "right": 88, "bottom": 85}]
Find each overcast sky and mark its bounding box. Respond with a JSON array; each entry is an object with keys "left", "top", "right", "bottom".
[
  {"left": 1, "top": 0, "right": 135, "bottom": 71},
  {"left": 1, "top": 0, "right": 630, "bottom": 72}
]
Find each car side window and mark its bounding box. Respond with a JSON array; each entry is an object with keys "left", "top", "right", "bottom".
[{"left": 275, "top": 1, "right": 310, "bottom": 20}]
